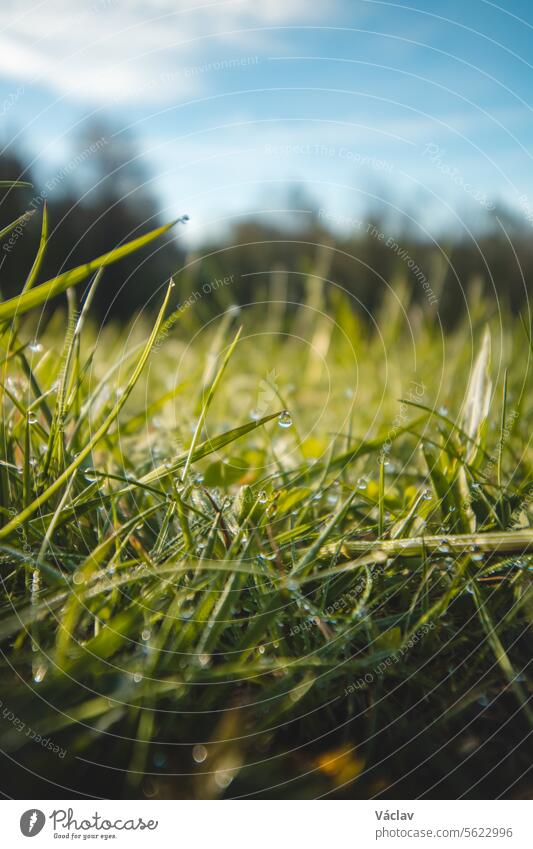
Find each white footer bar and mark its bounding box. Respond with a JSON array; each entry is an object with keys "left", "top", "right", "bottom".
[{"left": 3, "top": 799, "right": 530, "bottom": 848}]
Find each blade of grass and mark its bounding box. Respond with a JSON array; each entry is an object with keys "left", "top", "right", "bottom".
[
  {"left": 181, "top": 326, "right": 242, "bottom": 482},
  {"left": 0, "top": 281, "right": 175, "bottom": 539},
  {"left": 0, "top": 219, "right": 182, "bottom": 324}
]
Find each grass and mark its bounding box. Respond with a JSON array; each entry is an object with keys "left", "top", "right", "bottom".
[{"left": 0, "top": 203, "right": 532, "bottom": 799}]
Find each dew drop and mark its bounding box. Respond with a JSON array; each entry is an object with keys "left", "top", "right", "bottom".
[
  {"left": 192, "top": 744, "right": 208, "bottom": 764},
  {"left": 357, "top": 476, "right": 368, "bottom": 490},
  {"left": 28, "top": 340, "right": 43, "bottom": 353},
  {"left": 258, "top": 490, "right": 268, "bottom": 504},
  {"left": 278, "top": 410, "right": 292, "bottom": 429},
  {"left": 27, "top": 411, "right": 37, "bottom": 425},
  {"left": 133, "top": 672, "right": 143, "bottom": 684},
  {"left": 33, "top": 662, "right": 48, "bottom": 684},
  {"left": 141, "top": 629, "right": 151, "bottom": 641}
]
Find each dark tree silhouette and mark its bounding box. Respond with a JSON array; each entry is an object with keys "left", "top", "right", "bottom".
[{"left": 0, "top": 123, "right": 184, "bottom": 322}]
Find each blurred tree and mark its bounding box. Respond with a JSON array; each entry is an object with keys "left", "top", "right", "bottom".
[
  {"left": 1, "top": 136, "right": 531, "bottom": 327},
  {"left": 0, "top": 123, "right": 183, "bottom": 323}
]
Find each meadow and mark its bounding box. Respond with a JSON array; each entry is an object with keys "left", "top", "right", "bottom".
[{"left": 0, "top": 194, "right": 531, "bottom": 799}]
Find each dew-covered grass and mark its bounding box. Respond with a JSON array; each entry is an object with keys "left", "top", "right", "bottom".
[{"left": 0, "top": 204, "right": 531, "bottom": 799}]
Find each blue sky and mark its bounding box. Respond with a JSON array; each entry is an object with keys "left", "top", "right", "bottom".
[{"left": 1, "top": 0, "right": 532, "bottom": 244}]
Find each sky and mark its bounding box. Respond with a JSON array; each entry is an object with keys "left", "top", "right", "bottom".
[{"left": 1, "top": 0, "right": 533, "bottom": 244}]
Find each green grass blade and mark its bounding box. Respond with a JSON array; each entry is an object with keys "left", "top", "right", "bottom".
[{"left": 0, "top": 219, "right": 180, "bottom": 323}]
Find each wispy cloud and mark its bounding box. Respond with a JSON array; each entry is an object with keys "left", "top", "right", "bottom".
[{"left": 0, "top": 0, "right": 340, "bottom": 103}]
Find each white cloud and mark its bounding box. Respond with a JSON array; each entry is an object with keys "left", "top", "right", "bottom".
[{"left": 0, "top": 0, "right": 338, "bottom": 103}]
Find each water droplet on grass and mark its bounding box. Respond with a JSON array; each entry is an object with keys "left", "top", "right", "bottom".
[
  {"left": 258, "top": 490, "right": 268, "bottom": 504},
  {"left": 278, "top": 410, "right": 292, "bottom": 428},
  {"left": 181, "top": 605, "right": 194, "bottom": 620},
  {"left": 192, "top": 744, "right": 208, "bottom": 763},
  {"left": 33, "top": 663, "right": 47, "bottom": 684},
  {"left": 28, "top": 340, "right": 43, "bottom": 353}
]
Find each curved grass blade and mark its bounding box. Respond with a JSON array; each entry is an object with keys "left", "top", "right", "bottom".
[
  {"left": 22, "top": 201, "right": 48, "bottom": 294},
  {"left": 0, "top": 218, "right": 181, "bottom": 324},
  {"left": 0, "top": 210, "right": 35, "bottom": 242},
  {"left": 0, "top": 180, "right": 32, "bottom": 188}
]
